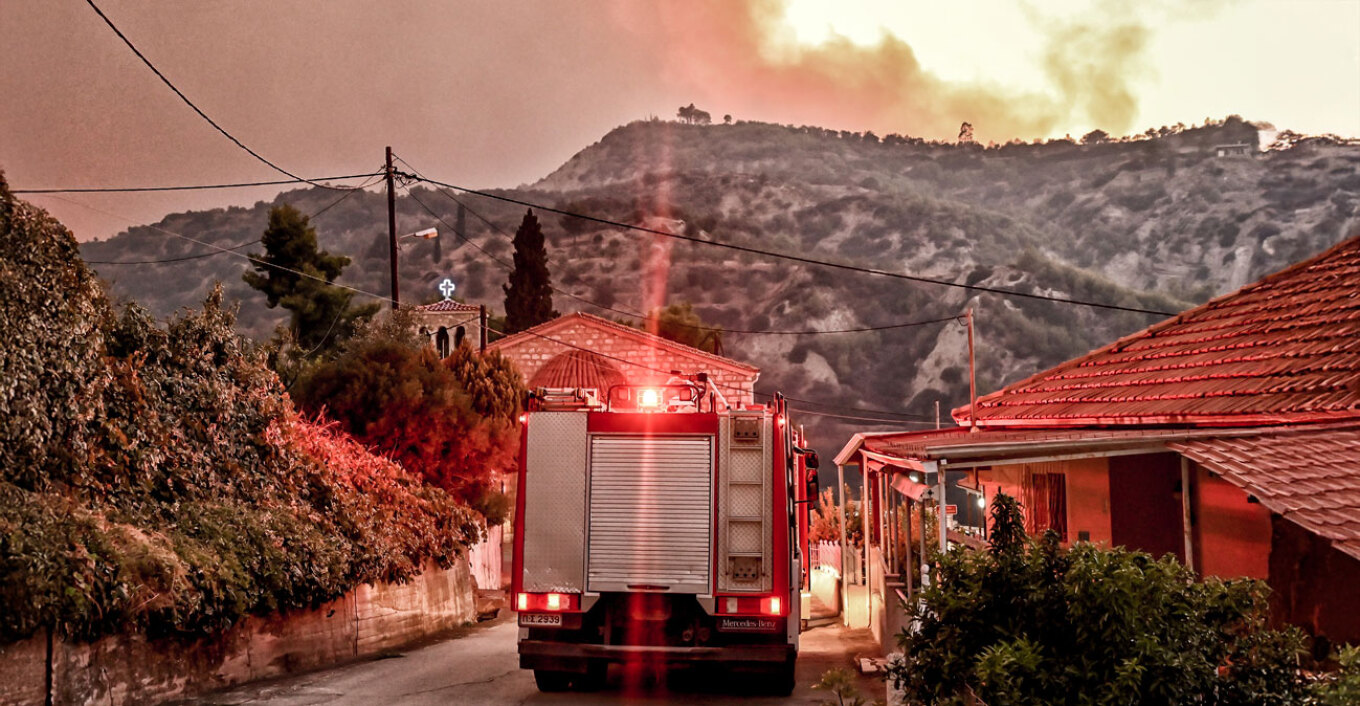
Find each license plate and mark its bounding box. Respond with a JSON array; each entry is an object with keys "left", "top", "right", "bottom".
[{"left": 519, "top": 613, "right": 562, "bottom": 626}]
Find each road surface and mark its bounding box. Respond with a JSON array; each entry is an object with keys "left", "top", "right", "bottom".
[{"left": 198, "top": 614, "right": 885, "bottom": 705}]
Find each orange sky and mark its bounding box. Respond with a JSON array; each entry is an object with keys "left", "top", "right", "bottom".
[{"left": 3, "top": 0, "right": 1357, "bottom": 241}]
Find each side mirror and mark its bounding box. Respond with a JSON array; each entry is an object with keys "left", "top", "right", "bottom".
[
  {"left": 805, "top": 467, "right": 820, "bottom": 501},
  {"left": 804, "top": 450, "right": 820, "bottom": 470}
]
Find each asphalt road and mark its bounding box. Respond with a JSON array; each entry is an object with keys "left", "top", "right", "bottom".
[{"left": 198, "top": 613, "right": 885, "bottom": 705}]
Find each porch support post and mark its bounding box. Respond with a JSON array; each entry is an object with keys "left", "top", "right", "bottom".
[
  {"left": 836, "top": 461, "right": 848, "bottom": 624},
  {"left": 903, "top": 498, "right": 913, "bottom": 599},
  {"left": 927, "top": 460, "right": 946, "bottom": 554},
  {"left": 1181, "top": 456, "right": 1195, "bottom": 572},
  {"left": 861, "top": 452, "right": 870, "bottom": 588}
]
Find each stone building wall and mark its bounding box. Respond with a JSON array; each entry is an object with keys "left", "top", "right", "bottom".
[{"left": 497, "top": 321, "right": 758, "bottom": 407}]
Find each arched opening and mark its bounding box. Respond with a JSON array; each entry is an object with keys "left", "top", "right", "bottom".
[
  {"left": 435, "top": 326, "right": 450, "bottom": 358},
  {"left": 455, "top": 325, "right": 467, "bottom": 350}
]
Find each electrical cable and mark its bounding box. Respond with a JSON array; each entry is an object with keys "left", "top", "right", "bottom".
[
  {"left": 46, "top": 194, "right": 395, "bottom": 306},
  {"left": 409, "top": 173, "right": 1176, "bottom": 317},
  {"left": 81, "top": 171, "right": 387, "bottom": 265},
  {"left": 81, "top": 0, "right": 357, "bottom": 191},
  {"left": 480, "top": 317, "right": 938, "bottom": 425},
  {"left": 13, "top": 172, "right": 384, "bottom": 195},
  {"left": 396, "top": 156, "right": 971, "bottom": 337}
]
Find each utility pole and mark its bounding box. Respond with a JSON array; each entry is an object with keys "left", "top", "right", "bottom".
[
  {"left": 386, "top": 146, "right": 399, "bottom": 309},
  {"left": 967, "top": 308, "right": 977, "bottom": 431}
]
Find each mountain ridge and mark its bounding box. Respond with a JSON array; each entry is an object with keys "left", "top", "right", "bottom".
[{"left": 75, "top": 117, "right": 1360, "bottom": 448}]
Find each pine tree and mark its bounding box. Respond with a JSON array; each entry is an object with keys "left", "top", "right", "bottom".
[
  {"left": 243, "top": 204, "right": 377, "bottom": 355},
  {"left": 502, "top": 209, "right": 557, "bottom": 333}
]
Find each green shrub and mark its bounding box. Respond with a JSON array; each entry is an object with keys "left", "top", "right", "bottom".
[
  {"left": 0, "top": 184, "right": 478, "bottom": 644},
  {"left": 888, "top": 494, "right": 1314, "bottom": 705}
]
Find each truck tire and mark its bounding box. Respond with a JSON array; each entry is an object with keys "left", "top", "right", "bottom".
[
  {"left": 578, "top": 661, "right": 608, "bottom": 691},
  {"left": 766, "top": 657, "right": 796, "bottom": 696},
  {"left": 533, "top": 669, "right": 573, "bottom": 692}
]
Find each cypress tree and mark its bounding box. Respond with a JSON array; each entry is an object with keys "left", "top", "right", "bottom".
[{"left": 502, "top": 209, "right": 557, "bottom": 333}]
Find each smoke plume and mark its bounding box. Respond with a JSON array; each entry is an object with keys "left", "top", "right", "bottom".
[{"left": 637, "top": 0, "right": 1169, "bottom": 142}]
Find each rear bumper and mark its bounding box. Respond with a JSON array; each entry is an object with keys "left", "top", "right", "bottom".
[{"left": 519, "top": 639, "right": 794, "bottom": 672}]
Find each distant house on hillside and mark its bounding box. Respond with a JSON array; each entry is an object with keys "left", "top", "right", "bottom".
[
  {"left": 837, "top": 234, "right": 1360, "bottom": 650},
  {"left": 486, "top": 312, "right": 760, "bottom": 407},
  {"left": 1214, "top": 142, "right": 1255, "bottom": 157}
]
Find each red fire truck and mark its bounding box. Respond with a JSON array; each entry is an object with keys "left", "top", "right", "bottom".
[{"left": 511, "top": 377, "right": 819, "bottom": 693}]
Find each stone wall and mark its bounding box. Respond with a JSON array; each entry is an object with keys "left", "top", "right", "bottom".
[
  {"left": 496, "top": 320, "right": 758, "bottom": 407},
  {"left": 0, "top": 559, "right": 475, "bottom": 706}
]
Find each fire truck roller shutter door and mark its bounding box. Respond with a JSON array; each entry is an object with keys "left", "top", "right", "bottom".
[
  {"left": 587, "top": 436, "right": 714, "bottom": 594},
  {"left": 522, "top": 412, "right": 589, "bottom": 593}
]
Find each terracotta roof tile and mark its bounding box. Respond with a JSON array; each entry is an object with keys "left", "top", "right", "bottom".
[
  {"left": 1170, "top": 424, "right": 1360, "bottom": 561},
  {"left": 527, "top": 349, "right": 628, "bottom": 392},
  {"left": 414, "top": 299, "right": 481, "bottom": 313},
  {"left": 962, "top": 236, "right": 1360, "bottom": 427},
  {"left": 486, "top": 312, "right": 759, "bottom": 375}
]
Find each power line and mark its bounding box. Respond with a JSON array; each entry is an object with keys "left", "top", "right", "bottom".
[
  {"left": 395, "top": 158, "right": 972, "bottom": 338},
  {"left": 79, "top": 171, "right": 387, "bottom": 265},
  {"left": 481, "top": 317, "right": 932, "bottom": 425},
  {"left": 81, "top": 0, "right": 353, "bottom": 190},
  {"left": 13, "top": 172, "right": 384, "bottom": 195},
  {"left": 409, "top": 173, "right": 1176, "bottom": 317},
  {"left": 49, "top": 194, "right": 395, "bottom": 306},
  {"left": 68, "top": 186, "right": 941, "bottom": 427}
]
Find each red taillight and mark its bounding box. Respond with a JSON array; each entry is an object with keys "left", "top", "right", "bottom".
[
  {"left": 516, "top": 592, "right": 578, "bottom": 612},
  {"left": 718, "top": 595, "right": 784, "bottom": 616}
]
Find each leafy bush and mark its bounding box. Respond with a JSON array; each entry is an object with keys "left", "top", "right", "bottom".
[
  {"left": 888, "top": 494, "right": 1315, "bottom": 705},
  {"left": 0, "top": 183, "right": 478, "bottom": 643},
  {"left": 291, "top": 313, "right": 524, "bottom": 524}
]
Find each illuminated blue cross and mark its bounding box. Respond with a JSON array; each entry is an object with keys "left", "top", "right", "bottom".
[{"left": 439, "top": 278, "right": 457, "bottom": 300}]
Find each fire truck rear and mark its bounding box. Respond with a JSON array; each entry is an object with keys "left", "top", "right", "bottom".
[{"left": 512, "top": 379, "right": 817, "bottom": 693}]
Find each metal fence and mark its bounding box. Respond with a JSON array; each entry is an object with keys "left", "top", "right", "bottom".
[{"left": 811, "top": 540, "right": 862, "bottom": 582}]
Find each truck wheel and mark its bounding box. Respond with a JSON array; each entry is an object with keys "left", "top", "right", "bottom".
[
  {"left": 533, "top": 669, "right": 573, "bottom": 692},
  {"left": 578, "top": 661, "right": 608, "bottom": 691},
  {"left": 766, "top": 658, "right": 796, "bottom": 696}
]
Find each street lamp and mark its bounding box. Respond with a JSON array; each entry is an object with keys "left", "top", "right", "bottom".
[{"left": 404, "top": 227, "right": 438, "bottom": 241}]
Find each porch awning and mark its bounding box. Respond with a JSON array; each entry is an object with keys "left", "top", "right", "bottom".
[{"left": 890, "top": 474, "right": 934, "bottom": 502}]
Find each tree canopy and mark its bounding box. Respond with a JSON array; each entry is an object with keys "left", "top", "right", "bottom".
[
  {"left": 642, "top": 301, "right": 724, "bottom": 355},
  {"left": 243, "top": 204, "right": 378, "bottom": 356},
  {"left": 291, "top": 313, "right": 525, "bottom": 524},
  {"left": 502, "top": 209, "right": 558, "bottom": 334}
]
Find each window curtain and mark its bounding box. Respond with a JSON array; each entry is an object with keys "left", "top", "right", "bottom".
[{"left": 1024, "top": 470, "right": 1068, "bottom": 541}]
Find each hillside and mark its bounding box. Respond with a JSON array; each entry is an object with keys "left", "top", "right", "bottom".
[{"left": 78, "top": 118, "right": 1360, "bottom": 448}]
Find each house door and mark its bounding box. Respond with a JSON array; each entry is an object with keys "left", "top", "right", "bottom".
[{"left": 1108, "top": 453, "right": 1184, "bottom": 562}]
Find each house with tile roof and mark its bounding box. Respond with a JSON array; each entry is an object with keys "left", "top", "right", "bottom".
[
  {"left": 835, "top": 234, "right": 1360, "bottom": 649},
  {"left": 485, "top": 312, "right": 760, "bottom": 407}
]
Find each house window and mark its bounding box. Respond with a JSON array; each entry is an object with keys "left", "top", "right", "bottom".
[{"left": 1025, "top": 472, "right": 1068, "bottom": 541}]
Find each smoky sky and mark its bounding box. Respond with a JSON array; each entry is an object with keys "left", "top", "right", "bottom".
[{"left": 1, "top": 0, "right": 1348, "bottom": 241}]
